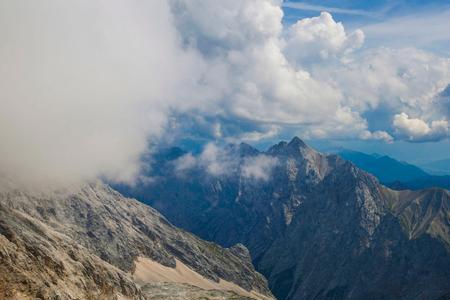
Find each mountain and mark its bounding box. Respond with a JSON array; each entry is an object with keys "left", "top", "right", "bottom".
[
  {"left": 399, "top": 175, "right": 450, "bottom": 191},
  {"left": 420, "top": 158, "right": 450, "bottom": 176},
  {"left": 336, "top": 150, "right": 429, "bottom": 183},
  {"left": 116, "top": 137, "right": 450, "bottom": 300},
  {"left": 0, "top": 179, "right": 272, "bottom": 299},
  {"left": 335, "top": 150, "right": 450, "bottom": 191}
]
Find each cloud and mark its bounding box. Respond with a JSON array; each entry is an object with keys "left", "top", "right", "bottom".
[
  {"left": 2, "top": 0, "right": 450, "bottom": 186},
  {"left": 439, "top": 85, "right": 450, "bottom": 117},
  {"left": 172, "top": 0, "right": 338, "bottom": 126},
  {"left": 173, "top": 153, "right": 197, "bottom": 173},
  {"left": 227, "top": 126, "right": 281, "bottom": 143},
  {"left": 393, "top": 113, "right": 449, "bottom": 142},
  {"left": 170, "top": 0, "right": 283, "bottom": 55},
  {"left": 310, "top": 47, "right": 450, "bottom": 139},
  {"left": 0, "top": 0, "right": 202, "bottom": 186},
  {"left": 312, "top": 47, "right": 450, "bottom": 111},
  {"left": 169, "top": 3, "right": 450, "bottom": 144},
  {"left": 169, "top": 1, "right": 377, "bottom": 140},
  {"left": 284, "top": 12, "right": 364, "bottom": 65},
  {"left": 361, "top": 9, "right": 450, "bottom": 54},
  {"left": 360, "top": 130, "right": 393, "bottom": 143},
  {"left": 241, "top": 155, "right": 279, "bottom": 181},
  {"left": 174, "top": 144, "right": 278, "bottom": 181},
  {"left": 199, "top": 143, "right": 236, "bottom": 175},
  {"left": 174, "top": 143, "right": 237, "bottom": 176}
]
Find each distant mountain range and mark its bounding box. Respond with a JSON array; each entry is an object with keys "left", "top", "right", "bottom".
[
  {"left": 335, "top": 150, "right": 450, "bottom": 191},
  {"left": 116, "top": 137, "right": 450, "bottom": 300},
  {"left": 420, "top": 158, "right": 450, "bottom": 176},
  {"left": 337, "top": 150, "right": 429, "bottom": 182}
]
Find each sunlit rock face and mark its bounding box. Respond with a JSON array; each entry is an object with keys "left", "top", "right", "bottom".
[
  {"left": 117, "top": 137, "right": 450, "bottom": 300},
  {"left": 0, "top": 181, "right": 272, "bottom": 299}
]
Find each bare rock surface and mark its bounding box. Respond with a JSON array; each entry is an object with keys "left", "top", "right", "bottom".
[
  {"left": 140, "top": 282, "right": 254, "bottom": 300},
  {"left": 117, "top": 137, "right": 450, "bottom": 300},
  {"left": 0, "top": 180, "right": 272, "bottom": 299}
]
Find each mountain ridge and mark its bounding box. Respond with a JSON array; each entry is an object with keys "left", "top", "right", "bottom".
[
  {"left": 116, "top": 137, "right": 450, "bottom": 300},
  {"left": 334, "top": 149, "right": 450, "bottom": 191},
  {"left": 0, "top": 180, "right": 272, "bottom": 299}
]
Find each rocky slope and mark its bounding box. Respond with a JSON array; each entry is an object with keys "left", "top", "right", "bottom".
[
  {"left": 140, "top": 282, "right": 255, "bottom": 300},
  {"left": 117, "top": 137, "right": 450, "bottom": 300},
  {"left": 0, "top": 180, "right": 272, "bottom": 299}
]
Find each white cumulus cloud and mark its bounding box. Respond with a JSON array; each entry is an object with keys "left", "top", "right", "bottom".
[
  {"left": 360, "top": 130, "right": 394, "bottom": 143},
  {"left": 393, "top": 113, "right": 449, "bottom": 142},
  {"left": 284, "top": 12, "right": 364, "bottom": 65}
]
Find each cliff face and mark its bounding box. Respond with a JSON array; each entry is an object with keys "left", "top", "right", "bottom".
[
  {"left": 258, "top": 163, "right": 450, "bottom": 300},
  {"left": 117, "top": 137, "right": 450, "bottom": 300},
  {"left": 0, "top": 181, "right": 272, "bottom": 299}
]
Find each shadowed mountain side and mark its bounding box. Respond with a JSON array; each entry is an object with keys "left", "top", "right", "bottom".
[{"left": 116, "top": 137, "right": 450, "bottom": 300}]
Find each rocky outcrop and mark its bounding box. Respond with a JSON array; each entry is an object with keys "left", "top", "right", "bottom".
[
  {"left": 117, "top": 137, "right": 450, "bottom": 300},
  {"left": 0, "top": 181, "right": 272, "bottom": 299},
  {"left": 140, "top": 282, "right": 255, "bottom": 300},
  {"left": 0, "top": 200, "right": 144, "bottom": 300}
]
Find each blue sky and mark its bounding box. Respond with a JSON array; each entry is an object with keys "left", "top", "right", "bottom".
[
  {"left": 283, "top": 0, "right": 450, "bottom": 55},
  {"left": 283, "top": 0, "right": 450, "bottom": 23},
  {"left": 278, "top": 0, "right": 450, "bottom": 163}
]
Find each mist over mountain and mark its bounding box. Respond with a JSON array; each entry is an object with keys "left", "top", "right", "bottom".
[
  {"left": 116, "top": 137, "right": 450, "bottom": 300},
  {"left": 1, "top": 1, "right": 450, "bottom": 299}
]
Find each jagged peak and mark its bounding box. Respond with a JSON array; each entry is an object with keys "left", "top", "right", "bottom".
[
  {"left": 225, "top": 142, "right": 260, "bottom": 157},
  {"left": 267, "top": 136, "right": 315, "bottom": 157},
  {"left": 288, "top": 136, "right": 308, "bottom": 148},
  {"left": 238, "top": 142, "right": 260, "bottom": 155}
]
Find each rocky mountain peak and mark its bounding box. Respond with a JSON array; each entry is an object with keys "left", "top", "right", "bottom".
[
  {"left": 267, "top": 136, "right": 315, "bottom": 158},
  {"left": 287, "top": 136, "right": 308, "bottom": 148},
  {"left": 118, "top": 137, "right": 450, "bottom": 300},
  {"left": 236, "top": 142, "right": 260, "bottom": 157}
]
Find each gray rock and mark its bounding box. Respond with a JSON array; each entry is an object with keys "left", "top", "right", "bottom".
[
  {"left": 0, "top": 181, "right": 272, "bottom": 299},
  {"left": 141, "top": 282, "right": 254, "bottom": 300},
  {"left": 119, "top": 137, "right": 450, "bottom": 300}
]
